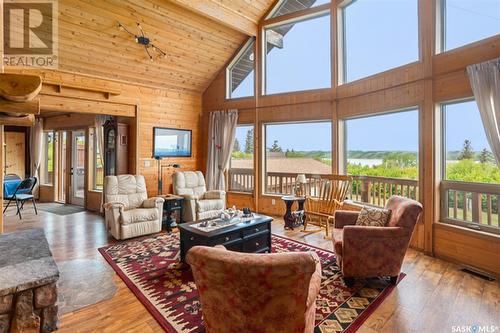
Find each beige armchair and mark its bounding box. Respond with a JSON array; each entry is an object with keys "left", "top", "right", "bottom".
[
  {"left": 103, "top": 175, "right": 164, "bottom": 240},
  {"left": 172, "top": 171, "right": 225, "bottom": 222}
]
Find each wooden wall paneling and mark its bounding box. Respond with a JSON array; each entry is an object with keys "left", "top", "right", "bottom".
[
  {"left": 227, "top": 192, "right": 255, "bottom": 211},
  {"left": 434, "top": 223, "right": 500, "bottom": 277},
  {"left": 433, "top": 35, "right": 500, "bottom": 77},
  {"left": 335, "top": 62, "right": 425, "bottom": 100},
  {"left": 258, "top": 89, "right": 332, "bottom": 108},
  {"left": 40, "top": 95, "right": 135, "bottom": 117},
  {"left": 8, "top": 66, "right": 201, "bottom": 198},
  {"left": 44, "top": 113, "right": 96, "bottom": 130},
  {"left": 258, "top": 101, "right": 332, "bottom": 123},
  {"left": 331, "top": 101, "right": 338, "bottom": 175},
  {"left": 4, "top": 132, "right": 26, "bottom": 178},
  {"left": 418, "top": 0, "right": 435, "bottom": 254},
  {"left": 337, "top": 81, "right": 425, "bottom": 119},
  {"left": 433, "top": 70, "right": 473, "bottom": 102},
  {"left": 419, "top": 80, "right": 435, "bottom": 254},
  {"left": 24, "top": 0, "right": 258, "bottom": 93},
  {"left": 168, "top": 0, "right": 259, "bottom": 36}
]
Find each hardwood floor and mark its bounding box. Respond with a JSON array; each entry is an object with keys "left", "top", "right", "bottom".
[{"left": 3, "top": 204, "right": 499, "bottom": 333}]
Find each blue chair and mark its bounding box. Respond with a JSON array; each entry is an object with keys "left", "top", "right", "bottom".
[{"left": 3, "top": 177, "right": 38, "bottom": 219}]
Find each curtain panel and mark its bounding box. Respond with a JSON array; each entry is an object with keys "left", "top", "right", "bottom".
[
  {"left": 467, "top": 58, "right": 500, "bottom": 166},
  {"left": 95, "top": 115, "right": 107, "bottom": 212},
  {"left": 206, "top": 110, "right": 238, "bottom": 191},
  {"left": 29, "top": 118, "right": 44, "bottom": 197}
]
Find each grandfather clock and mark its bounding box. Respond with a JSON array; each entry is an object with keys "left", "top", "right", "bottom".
[{"left": 103, "top": 118, "right": 129, "bottom": 176}]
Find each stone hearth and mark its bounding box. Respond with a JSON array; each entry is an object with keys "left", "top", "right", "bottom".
[{"left": 0, "top": 229, "right": 59, "bottom": 332}]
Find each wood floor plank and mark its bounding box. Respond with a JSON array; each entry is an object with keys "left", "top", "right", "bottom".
[{"left": 3, "top": 204, "right": 499, "bottom": 332}]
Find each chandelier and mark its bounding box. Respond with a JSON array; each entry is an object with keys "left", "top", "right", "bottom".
[{"left": 117, "top": 21, "right": 166, "bottom": 62}]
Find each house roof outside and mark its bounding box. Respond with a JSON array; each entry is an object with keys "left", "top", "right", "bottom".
[{"left": 231, "top": 157, "right": 331, "bottom": 174}]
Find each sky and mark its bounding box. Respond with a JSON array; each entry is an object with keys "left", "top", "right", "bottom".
[
  {"left": 346, "top": 110, "right": 419, "bottom": 152},
  {"left": 231, "top": 0, "right": 499, "bottom": 153}
]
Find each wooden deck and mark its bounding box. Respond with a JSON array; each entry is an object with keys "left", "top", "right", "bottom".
[{"left": 3, "top": 205, "right": 499, "bottom": 333}]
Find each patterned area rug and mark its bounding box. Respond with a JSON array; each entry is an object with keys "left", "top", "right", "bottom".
[{"left": 99, "top": 233, "right": 404, "bottom": 333}]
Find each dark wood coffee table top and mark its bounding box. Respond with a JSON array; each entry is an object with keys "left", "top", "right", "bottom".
[
  {"left": 178, "top": 214, "right": 273, "bottom": 262},
  {"left": 178, "top": 214, "right": 273, "bottom": 237}
]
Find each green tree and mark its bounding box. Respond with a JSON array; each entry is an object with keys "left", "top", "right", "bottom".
[
  {"left": 270, "top": 140, "right": 283, "bottom": 152},
  {"left": 458, "top": 139, "right": 474, "bottom": 160},
  {"left": 382, "top": 152, "right": 417, "bottom": 168},
  {"left": 233, "top": 138, "right": 241, "bottom": 152},
  {"left": 479, "top": 148, "right": 492, "bottom": 164},
  {"left": 244, "top": 129, "right": 254, "bottom": 154}
]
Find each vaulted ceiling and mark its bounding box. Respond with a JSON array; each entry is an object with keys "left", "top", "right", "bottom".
[{"left": 54, "top": 0, "right": 275, "bottom": 93}]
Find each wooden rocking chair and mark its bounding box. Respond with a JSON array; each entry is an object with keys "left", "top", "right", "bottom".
[{"left": 303, "top": 175, "right": 352, "bottom": 238}]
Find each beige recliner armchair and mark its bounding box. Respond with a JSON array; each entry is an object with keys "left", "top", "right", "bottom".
[
  {"left": 173, "top": 171, "right": 226, "bottom": 222},
  {"left": 103, "top": 175, "right": 164, "bottom": 240}
]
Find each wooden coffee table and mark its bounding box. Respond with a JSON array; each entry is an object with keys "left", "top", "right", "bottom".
[{"left": 178, "top": 214, "right": 273, "bottom": 262}]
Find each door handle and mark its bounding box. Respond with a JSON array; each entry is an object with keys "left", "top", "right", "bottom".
[{"left": 70, "top": 167, "right": 74, "bottom": 175}]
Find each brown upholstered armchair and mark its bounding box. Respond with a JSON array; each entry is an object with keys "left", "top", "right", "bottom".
[
  {"left": 332, "top": 196, "right": 423, "bottom": 287},
  {"left": 186, "top": 246, "right": 322, "bottom": 333}
]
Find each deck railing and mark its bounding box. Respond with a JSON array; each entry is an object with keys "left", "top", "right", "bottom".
[
  {"left": 228, "top": 169, "right": 419, "bottom": 206},
  {"left": 349, "top": 175, "right": 419, "bottom": 206},
  {"left": 228, "top": 168, "right": 254, "bottom": 193},
  {"left": 441, "top": 180, "right": 499, "bottom": 233}
]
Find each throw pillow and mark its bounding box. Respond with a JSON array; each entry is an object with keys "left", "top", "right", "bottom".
[{"left": 355, "top": 206, "right": 391, "bottom": 227}]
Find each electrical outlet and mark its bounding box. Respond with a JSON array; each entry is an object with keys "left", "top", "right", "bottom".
[
  {"left": 271, "top": 199, "right": 276, "bottom": 205},
  {"left": 144, "top": 160, "right": 151, "bottom": 168}
]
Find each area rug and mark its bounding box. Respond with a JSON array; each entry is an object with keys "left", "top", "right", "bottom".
[
  {"left": 57, "top": 259, "right": 117, "bottom": 314},
  {"left": 37, "top": 203, "right": 85, "bottom": 216},
  {"left": 99, "top": 233, "right": 404, "bottom": 333}
]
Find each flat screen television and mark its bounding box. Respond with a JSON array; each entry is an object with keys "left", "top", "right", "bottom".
[{"left": 152, "top": 127, "right": 192, "bottom": 158}]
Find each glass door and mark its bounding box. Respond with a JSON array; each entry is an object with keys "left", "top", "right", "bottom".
[
  {"left": 71, "top": 130, "right": 85, "bottom": 206},
  {"left": 57, "top": 131, "right": 67, "bottom": 203}
]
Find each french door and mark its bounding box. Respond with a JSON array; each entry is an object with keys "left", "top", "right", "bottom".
[{"left": 70, "top": 130, "right": 85, "bottom": 206}]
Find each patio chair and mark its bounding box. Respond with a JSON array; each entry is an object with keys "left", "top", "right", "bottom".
[
  {"left": 303, "top": 175, "right": 352, "bottom": 238},
  {"left": 3, "top": 177, "right": 38, "bottom": 219}
]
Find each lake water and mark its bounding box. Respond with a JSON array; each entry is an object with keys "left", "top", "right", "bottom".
[{"left": 347, "top": 158, "right": 383, "bottom": 167}]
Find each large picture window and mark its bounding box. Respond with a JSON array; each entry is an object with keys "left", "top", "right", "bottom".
[
  {"left": 441, "top": 100, "right": 499, "bottom": 233},
  {"left": 340, "top": 0, "right": 418, "bottom": 83},
  {"left": 440, "top": 0, "right": 500, "bottom": 52},
  {"left": 40, "top": 131, "right": 55, "bottom": 185},
  {"left": 263, "top": 12, "right": 331, "bottom": 95},
  {"left": 264, "top": 121, "right": 331, "bottom": 195},
  {"left": 344, "top": 109, "right": 419, "bottom": 205},
  {"left": 229, "top": 125, "right": 254, "bottom": 192},
  {"left": 226, "top": 39, "right": 255, "bottom": 99}
]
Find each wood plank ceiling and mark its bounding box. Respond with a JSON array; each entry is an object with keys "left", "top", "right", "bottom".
[{"left": 55, "top": 0, "right": 274, "bottom": 93}]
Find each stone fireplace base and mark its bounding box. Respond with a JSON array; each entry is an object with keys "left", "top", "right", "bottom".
[{"left": 0, "top": 229, "right": 60, "bottom": 332}]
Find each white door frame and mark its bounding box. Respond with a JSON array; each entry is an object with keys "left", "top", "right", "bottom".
[{"left": 70, "top": 130, "right": 85, "bottom": 206}]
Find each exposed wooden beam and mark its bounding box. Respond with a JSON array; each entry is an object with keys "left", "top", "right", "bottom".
[
  {"left": 40, "top": 95, "right": 135, "bottom": 117},
  {"left": 0, "top": 114, "right": 35, "bottom": 126},
  {"left": 0, "top": 98, "right": 40, "bottom": 115},
  {"left": 169, "top": 0, "right": 258, "bottom": 36},
  {"left": 266, "top": 30, "right": 283, "bottom": 49}
]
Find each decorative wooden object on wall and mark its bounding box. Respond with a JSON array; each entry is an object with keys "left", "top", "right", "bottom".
[
  {"left": 103, "top": 118, "right": 128, "bottom": 176},
  {"left": 0, "top": 73, "right": 42, "bottom": 102}
]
